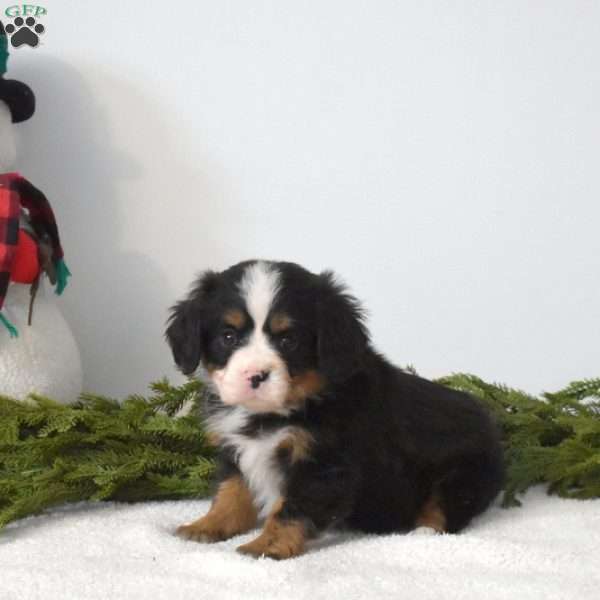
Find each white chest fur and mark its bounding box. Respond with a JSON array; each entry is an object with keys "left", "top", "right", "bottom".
[{"left": 206, "top": 407, "right": 290, "bottom": 518}]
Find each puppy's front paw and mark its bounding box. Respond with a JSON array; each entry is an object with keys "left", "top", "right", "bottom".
[
  {"left": 175, "top": 518, "right": 228, "bottom": 543},
  {"left": 237, "top": 525, "right": 305, "bottom": 560},
  {"left": 236, "top": 536, "right": 299, "bottom": 560}
]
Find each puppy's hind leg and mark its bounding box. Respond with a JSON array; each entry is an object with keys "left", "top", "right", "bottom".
[
  {"left": 436, "top": 451, "right": 504, "bottom": 533},
  {"left": 415, "top": 493, "right": 447, "bottom": 534}
]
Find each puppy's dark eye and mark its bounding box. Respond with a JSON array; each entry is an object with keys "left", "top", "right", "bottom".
[
  {"left": 278, "top": 333, "right": 298, "bottom": 352},
  {"left": 220, "top": 329, "right": 239, "bottom": 348}
]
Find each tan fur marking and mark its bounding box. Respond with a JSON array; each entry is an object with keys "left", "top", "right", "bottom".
[
  {"left": 223, "top": 309, "right": 246, "bottom": 329},
  {"left": 269, "top": 312, "right": 293, "bottom": 333},
  {"left": 416, "top": 495, "right": 447, "bottom": 533},
  {"left": 277, "top": 428, "right": 314, "bottom": 464},
  {"left": 176, "top": 476, "right": 257, "bottom": 542},
  {"left": 286, "top": 369, "right": 326, "bottom": 406},
  {"left": 237, "top": 498, "right": 306, "bottom": 560}
]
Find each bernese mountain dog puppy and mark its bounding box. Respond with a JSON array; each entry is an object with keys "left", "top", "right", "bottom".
[{"left": 166, "top": 260, "right": 504, "bottom": 559}]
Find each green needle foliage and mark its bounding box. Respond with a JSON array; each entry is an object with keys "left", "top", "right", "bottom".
[
  {"left": 0, "top": 379, "right": 216, "bottom": 530},
  {"left": 0, "top": 374, "right": 599, "bottom": 532},
  {"left": 437, "top": 374, "right": 600, "bottom": 507}
]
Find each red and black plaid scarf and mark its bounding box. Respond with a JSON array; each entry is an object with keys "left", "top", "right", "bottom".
[{"left": 0, "top": 172, "right": 64, "bottom": 312}]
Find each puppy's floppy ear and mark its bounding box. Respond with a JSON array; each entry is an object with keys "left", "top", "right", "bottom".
[
  {"left": 316, "top": 271, "right": 369, "bottom": 383},
  {"left": 165, "top": 271, "right": 219, "bottom": 376}
]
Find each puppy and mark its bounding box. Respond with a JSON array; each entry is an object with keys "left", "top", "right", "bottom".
[{"left": 166, "top": 260, "right": 504, "bottom": 559}]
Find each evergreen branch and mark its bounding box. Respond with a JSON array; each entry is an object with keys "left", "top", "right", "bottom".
[
  {"left": 437, "top": 373, "right": 600, "bottom": 507},
  {"left": 0, "top": 380, "right": 215, "bottom": 531},
  {"left": 1, "top": 373, "right": 600, "bottom": 533}
]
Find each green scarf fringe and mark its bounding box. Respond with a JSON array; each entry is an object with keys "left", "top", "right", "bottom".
[{"left": 0, "top": 33, "right": 8, "bottom": 76}]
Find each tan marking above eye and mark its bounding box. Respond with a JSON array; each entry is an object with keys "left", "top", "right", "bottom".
[
  {"left": 270, "top": 312, "right": 293, "bottom": 333},
  {"left": 223, "top": 309, "right": 246, "bottom": 329}
]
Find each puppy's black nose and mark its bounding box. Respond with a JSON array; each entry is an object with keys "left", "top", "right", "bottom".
[{"left": 250, "top": 371, "right": 270, "bottom": 389}]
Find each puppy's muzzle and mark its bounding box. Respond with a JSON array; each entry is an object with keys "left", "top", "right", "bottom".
[{"left": 249, "top": 370, "right": 270, "bottom": 389}]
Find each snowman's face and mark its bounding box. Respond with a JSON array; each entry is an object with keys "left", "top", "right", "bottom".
[{"left": 0, "top": 100, "right": 16, "bottom": 172}]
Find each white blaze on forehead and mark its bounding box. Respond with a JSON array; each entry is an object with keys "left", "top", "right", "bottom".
[
  {"left": 238, "top": 261, "right": 281, "bottom": 331},
  {"left": 209, "top": 261, "right": 290, "bottom": 413},
  {"left": 205, "top": 264, "right": 290, "bottom": 515}
]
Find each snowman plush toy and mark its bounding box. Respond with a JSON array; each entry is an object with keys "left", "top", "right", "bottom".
[{"left": 0, "top": 21, "right": 82, "bottom": 401}]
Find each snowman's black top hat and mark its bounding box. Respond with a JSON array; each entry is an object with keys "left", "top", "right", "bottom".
[{"left": 0, "top": 20, "right": 36, "bottom": 123}]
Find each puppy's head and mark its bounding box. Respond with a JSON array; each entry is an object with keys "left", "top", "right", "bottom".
[{"left": 166, "top": 260, "right": 369, "bottom": 413}]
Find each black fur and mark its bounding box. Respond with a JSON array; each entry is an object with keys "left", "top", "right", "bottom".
[
  {"left": 316, "top": 271, "right": 370, "bottom": 383},
  {"left": 167, "top": 260, "right": 504, "bottom": 537},
  {"left": 165, "top": 270, "right": 220, "bottom": 375}
]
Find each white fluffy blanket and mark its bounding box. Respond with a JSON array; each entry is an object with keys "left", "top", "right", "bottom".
[{"left": 1, "top": 487, "right": 598, "bottom": 600}]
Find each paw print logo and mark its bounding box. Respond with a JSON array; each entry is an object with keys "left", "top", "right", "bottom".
[{"left": 4, "top": 17, "right": 45, "bottom": 48}]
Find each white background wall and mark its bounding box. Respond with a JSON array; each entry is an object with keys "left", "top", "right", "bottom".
[{"left": 8, "top": 0, "right": 599, "bottom": 397}]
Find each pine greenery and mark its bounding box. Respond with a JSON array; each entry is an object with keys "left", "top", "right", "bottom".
[
  {"left": 0, "top": 374, "right": 599, "bottom": 532},
  {"left": 437, "top": 374, "right": 600, "bottom": 507},
  {"left": 0, "top": 379, "right": 215, "bottom": 530}
]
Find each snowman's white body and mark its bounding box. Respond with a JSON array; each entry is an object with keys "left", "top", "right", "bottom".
[
  {"left": 0, "top": 100, "right": 82, "bottom": 403},
  {"left": 0, "top": 284, "right": 82, "bottom": 401}
]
